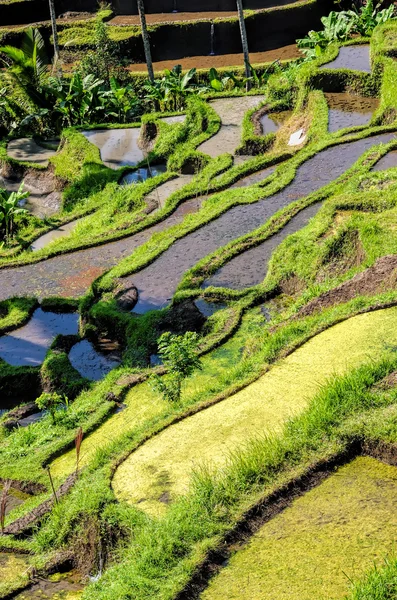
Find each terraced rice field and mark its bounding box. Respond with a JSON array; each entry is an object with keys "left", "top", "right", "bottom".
[{"left": 112, "top": 307, "right": 397, "bottom": 515}]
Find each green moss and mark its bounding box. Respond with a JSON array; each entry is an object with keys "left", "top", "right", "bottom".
[
  {"left": 202, "top": 457, "right": 397, "bottom": 600},
  {"left": 0, "top": 552, "right": 30, "bottom": 598}
]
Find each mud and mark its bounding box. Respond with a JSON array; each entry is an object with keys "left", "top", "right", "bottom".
[
  {"left": 198, "top": 96, "right": 264, "bottom": 158},
  {"left": 69, "top": 340, "right": 121, "bottom": 381},
  {"left": 124, "top": 133, "right": 395, "bottom": 313},
  {"left": 128, "top": 45, "right": 302, "bottom": 72},
  {"left": 299, "top": 254, "right": 397, "bottom": 317},
  {"left": 202, "top": 202, "right": 321, "bottom": 290},
  {"left": 372, "top": 150, "right": 397, "bottom": 171},
  {"left": 0, "top": 171, "right": 62, "bottom": 218},
  {"left": 82, "top": 129, "right": 144, "bottom": 169},
  {"left": 325, "top": 92, "right": 378, "bottom": 133},
  {"left": 13, "top": 571, "right": 83, "bottom": 599},
  {"left": 6, "top": 139, "right": 57, "bottom": 167},
  {"left": 320, "top": 45, "right": 371, "bottom": 73},
  {"left": 0, "top": 309, "right": 79, "bottom": 366}
]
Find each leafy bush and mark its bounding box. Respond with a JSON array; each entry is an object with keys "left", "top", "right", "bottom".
[
  {"left": 151, "top": 331, "right": 202, "bottom": 402},
  {"left": 35, "top": 392, "right": 67, "bottom": 424}
]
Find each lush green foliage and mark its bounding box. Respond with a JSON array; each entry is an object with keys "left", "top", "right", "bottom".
[
  {"left": 0, "top": 182, "right": 28, "bottom": 243},
  {"left": 297, "top": 0, "right": 395, "bottom": 58},
  {"left": 151, "top": 331, "right": 202, "bottom": 402},
  {"left": 35, "top": 392, "right": 67, "bottom": 425}
]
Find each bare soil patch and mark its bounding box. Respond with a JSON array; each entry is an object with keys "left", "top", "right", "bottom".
[{"left": 300, "top": 254, "right": 397, "bottom": 317}]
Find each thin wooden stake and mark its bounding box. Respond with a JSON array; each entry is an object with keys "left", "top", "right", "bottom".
[{"left": 46, "top": 466, "right": 58, "bottom": 505}]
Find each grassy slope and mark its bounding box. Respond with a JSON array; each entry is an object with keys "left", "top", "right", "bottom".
[{"left": 112, "top": 306, "right": 397, "bottom": 516}]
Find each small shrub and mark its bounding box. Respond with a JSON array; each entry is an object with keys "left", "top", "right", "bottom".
[
  {"left": 35, "top": 392, "right": 67, "bottom": 425},
  {"left": 151, "top": 331, "right": 202, "bottom": 403}
]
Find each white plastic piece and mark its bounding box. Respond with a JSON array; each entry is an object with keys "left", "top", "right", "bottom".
[{"left": 288, "top": 128, "right": 306, "bottom": 146}]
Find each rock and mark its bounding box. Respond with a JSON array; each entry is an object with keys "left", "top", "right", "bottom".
[
  {"left": 157, "top": 299, "right": 206, "bottom": 335},
  {"left": 116, "top": 286, "right": 138, "bottom": 311}
]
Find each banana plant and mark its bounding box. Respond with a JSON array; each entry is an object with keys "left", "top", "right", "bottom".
[
  {"left": 0, "top": 182, "right": 29, "bottom": 244},
  {"left": 101, "top": 77, "right": 142, "bottom": 123}
]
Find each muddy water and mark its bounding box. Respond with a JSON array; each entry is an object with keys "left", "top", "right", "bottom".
[
  {"left": 69, "top": 340, "right": 121, "bottom": 381},
  {"left": 82, "top": 128, "right": 144, "bottom": 169},
  {"left": 120, "top": 164, "right": 168, "bottom": 185},
  {"left": 7, "top": 138, "right": 57, "bottom": 166},
  {"left": 31, "top": 219, "right": 85, "bottom": 252},
  {"left": 0, "top": 309, "right": 79, "bottom": 366},
  {"left": 372, "top": 150, "right": 397, "bottom": 171},
  {"left": 230, "top": 165, "right": 276, "bottom": 189},
  {"left": 202, "top": 202, "right": 321, "bottom": 290},
  {"left": 0, "top": 134, "right": 394, "bottom": 304},
  {"left": 260, "top": 111, "right": 291, "bottom": 134},
  {"left": 325, "top": 93, "right": 378, "bottom": 132},
  {"left": 141, "top": 174, "right": 195, "bottom": 208},
  {"left": 0, "top": 176, "right": 62, "bottom": 218},
  {"left": 13, "top": 571, "right": 83, "bottom": 599},
  {"left": 124, "top": 133, "right": 395, "bottom": 313},
  {"left": 0, "top": 197, "right": 204, "bottom": 301},
  {"left": 197, "top": 96, "right": 264, "bottom": 158},
  {"left": 0, "top": 484, "right": 30, "bottom": 515},
  {"left": 321, "top": 45, "right": 371, "bottom": 72},
  {"left": 194, "top": 298, "right": 227, "bottom": 317}
]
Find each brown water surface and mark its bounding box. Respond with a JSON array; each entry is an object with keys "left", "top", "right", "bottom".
[
  {"left": 325, "top": 92, "right": 378, "bottom": 132},
  {"left": 82, "top": 129, "right": 144, "bottom": 169},
  {"left": 260, "top": 111, "right": 291, "bottom": 134}
]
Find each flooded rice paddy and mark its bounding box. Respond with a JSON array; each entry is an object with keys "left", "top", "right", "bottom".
[
  {"left": 6, "top": 138, "right": 57, "bottom": 166},
  {"left": 202, "top": 202, "right": 321, "bottom": 290},
  {"left": 372, "top": 150, "right": 397, "bottom": 171},
  {"left": 320, "top": 44, "right": 371, "bottom": 72},
  {"left": 0, "top": 197, "right": 204, "bottom": 300},
  {"left": 69, "top": 340, "right": 121, "bottom": 381},
  {"left": 260, "top": 111, "right": 291, "bottom": 134},
  {"left": 124, "top": 133, "right": 395, "bottom": 313},
  {"left": 120, "top": 164, "right": 168, "bottom": 185},
  {"left": 197, "top": 96, "right": 264, "bottom": 158},
  {"left": 31, "top": 219, "right": 85, "bottom": 252},
  {"left": 229, "top": 165, "right": 276, "bottom": 188},
  {"left": 82, "top": 128, "right": 144, "bottom": 169},
  {"left": 0, "top": 309, "right": 79, "bottom": 366},
  {"left": 325, "top": 92, "right": 378, "bottom": 132}
]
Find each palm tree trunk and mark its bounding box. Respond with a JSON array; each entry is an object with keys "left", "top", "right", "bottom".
[
  {"left": 137, "top": 0, "right": 154, "bottom": 83},
  {"left": 48, "top": 0, "right": 60, "bottom": 74},
  {"left": 236, "top": 0, "right": 251, "bottom": 91}
]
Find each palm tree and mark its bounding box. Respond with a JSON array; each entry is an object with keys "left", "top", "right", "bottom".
[
  {"left": 48, "top": 0, "right": 60, "bottom": 74},
  {"left": 137, "top": 0, "right": 154, "bottom": 83},
  {"left": 236, "top": 0, "right": 251, "bottom": 90}
]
